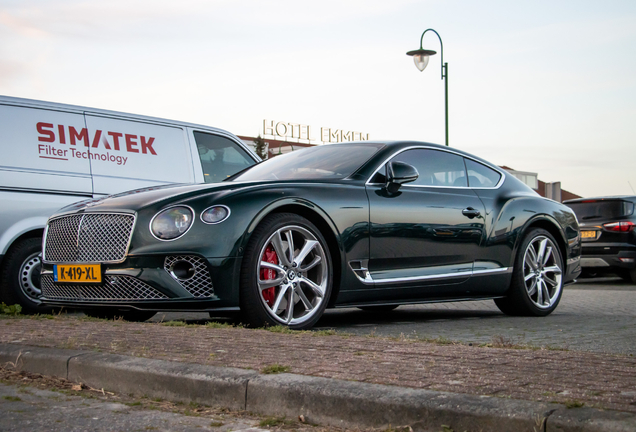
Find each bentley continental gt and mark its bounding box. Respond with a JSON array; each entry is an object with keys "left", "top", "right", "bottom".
[{"left": 40, "top": 141, "right": 582, "bottom": 329}]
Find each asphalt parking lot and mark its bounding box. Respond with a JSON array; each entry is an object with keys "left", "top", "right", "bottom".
[{"left": 155, "top": 276, "right": 636, "bottom": 356}]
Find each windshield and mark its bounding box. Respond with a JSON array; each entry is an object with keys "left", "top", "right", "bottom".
[
  {"left": 232, "top": 143, "right": 384, "bottom": 182},
  {"left": 566, "top": 200, "right": 635, "bottom": 221}
]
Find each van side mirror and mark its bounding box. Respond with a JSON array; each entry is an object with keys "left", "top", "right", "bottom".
[{"left": 385, "top": 161, "right": 419, "bottom": 194}]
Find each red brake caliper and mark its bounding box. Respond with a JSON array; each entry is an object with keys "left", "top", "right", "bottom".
[{"left": 260, "top": 245, "right": 278, "bottom": 307}]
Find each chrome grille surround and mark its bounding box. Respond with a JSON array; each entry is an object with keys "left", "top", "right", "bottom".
[
  {"left": 41, "top": 274, "right": 168, "bottom": 302},
  {"left": 164, "top": 255, "right": 214, "bottom": 298},
  {"left": 44, "top": 213, "right": 136, "bottom": 263}
]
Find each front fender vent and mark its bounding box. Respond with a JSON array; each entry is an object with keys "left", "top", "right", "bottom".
[{"left": 164, "top": 255, "right": 214, "bottom": 298}]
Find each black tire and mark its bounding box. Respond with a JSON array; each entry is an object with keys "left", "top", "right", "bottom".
[
  {"left": 83, "top": 309, "right": 156, "bottom": 322},
  {"left": 239, "top": 213, "right": 332, "bottom": 330},
  {"left": 494, "top": 228, "right": 564, "bottom": 317},
  {"left": 358, "top": 305, "right": 399, "bottom": 312},
  {"left": 0, "top": 237, "right": 53, "bottom": 314},
  {"left": 620, "top": 269, "right": 636, "bottom": 284}
]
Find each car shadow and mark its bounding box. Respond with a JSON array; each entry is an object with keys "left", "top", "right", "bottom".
[{"left": 315, "top": 305, "right": 504, "bottom": 328}]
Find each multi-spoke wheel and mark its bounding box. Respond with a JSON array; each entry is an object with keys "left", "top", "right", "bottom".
[
  {"left": 495, "top": 228, "right": 564, "bottom": 316},
  {"left": 240, "top": 213, "right": 332, "bottom": 329},
  {"left": 522, "top": 234, "right": 563, "bottom": 309}
]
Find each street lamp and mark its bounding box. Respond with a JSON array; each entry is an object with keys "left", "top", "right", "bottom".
[{"left": 406, "top": 28, "right": 449, "bottom": 146}]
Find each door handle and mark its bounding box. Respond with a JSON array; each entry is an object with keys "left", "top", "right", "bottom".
[{"left": 462, "top": 207, "right": 481, "bottom": 219}]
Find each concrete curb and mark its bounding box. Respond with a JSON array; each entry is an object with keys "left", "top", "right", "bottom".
[{"left": 1, "top": 343, "right": 635, "bottom": 432}]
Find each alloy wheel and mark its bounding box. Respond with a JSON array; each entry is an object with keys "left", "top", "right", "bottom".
[
  {"left": 522, "top": 235, "right": 562, "bottom": 309},
  {"left": 257, "top": 225, "right": 328, "bottom": 326}
]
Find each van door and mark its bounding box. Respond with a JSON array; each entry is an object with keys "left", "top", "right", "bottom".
[
  {"left": 0, "top": 104, "right": 92, "bottom": 195},
  {"left": 84, "top": 114, "right": 194, "bottom": 196}
]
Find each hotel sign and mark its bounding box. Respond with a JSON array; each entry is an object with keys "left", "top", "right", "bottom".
[{"left": 263, "top": 119, "right": 369, "bottom": 144}]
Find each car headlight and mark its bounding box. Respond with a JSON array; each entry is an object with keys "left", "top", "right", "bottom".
[
  {"left": 201, "top": 205, "right": 230, "bottom": 224},
  {"left": 150, "top": 206, "right": 194, "bottom": 240}
]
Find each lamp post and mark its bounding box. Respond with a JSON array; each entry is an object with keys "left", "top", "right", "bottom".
[{"left": 406, "top": 29, "right": 449, "bottom": 147}]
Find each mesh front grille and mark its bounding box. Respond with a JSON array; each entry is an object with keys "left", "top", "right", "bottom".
[
  {"left": 164, "top": 255, "right": 214, "bottom": 298},
  {"left": 41, "top": 274, "right": 168, "bottom": 302},
  {"left": 44, "top": 213, "right": 135, "bottom": 263}
]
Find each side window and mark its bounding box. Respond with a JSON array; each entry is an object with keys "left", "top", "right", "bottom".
[
  {"left": 376, "top": 149, "right": 467, "bottom": 187},
  {"left": 193, "top": 132, "right": 255, "bottom": 183},
  {"left": 465, "top": 159, "right": 502, "bottom": 188}
]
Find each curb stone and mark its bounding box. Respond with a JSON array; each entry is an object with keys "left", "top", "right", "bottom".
[{"left": 1, "top": 343, "right": 635, "bottom": 432}]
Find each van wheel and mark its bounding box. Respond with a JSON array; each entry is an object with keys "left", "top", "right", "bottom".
[{"left": 0, "top": 237, "right": 53, "bottom": 314}]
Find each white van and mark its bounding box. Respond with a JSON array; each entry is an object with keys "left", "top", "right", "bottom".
[{"left": 0, "top": 95, "right": 260, "bottom": 313}]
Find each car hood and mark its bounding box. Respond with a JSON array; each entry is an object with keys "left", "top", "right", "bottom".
[
  {"left": 53, "top": 179, "right": 344, "bottom": 216},
  {"left": 55, "top": 183, "right": 235, "bottom": 215}
]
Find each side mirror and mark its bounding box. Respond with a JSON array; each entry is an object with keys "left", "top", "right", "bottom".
[{"left": 386, "top": 161, "right": 419, "bottom": 193}]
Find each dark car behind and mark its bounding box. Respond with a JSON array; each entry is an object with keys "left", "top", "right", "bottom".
[{"left": 564, "top": 196, "right": 636, "bottom": 282}]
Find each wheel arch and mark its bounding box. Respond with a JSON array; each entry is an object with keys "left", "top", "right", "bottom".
[
  {"left": 241, "top": 199, "right": 343, "bottom": 308},
  {"left": 0, "top": 217, "right": 47, "bottom": 256},
  {"left": 1, "top": 228, "right": 44, "bottom": 269},
  {"left": 517, "top": 216, "right": 568, "bottom": 267}
]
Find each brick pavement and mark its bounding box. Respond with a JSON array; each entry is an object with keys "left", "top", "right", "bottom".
[
  {"left": 313, "top": 284, "right": 636, "bottom": 355},
  {"left": 1, "top": 314, "right": 636, "bottom": 414}
]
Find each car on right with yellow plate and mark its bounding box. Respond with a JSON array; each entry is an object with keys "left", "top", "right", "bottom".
[{"left": 564, "top": 196, "right": 636, "bottom": 282}]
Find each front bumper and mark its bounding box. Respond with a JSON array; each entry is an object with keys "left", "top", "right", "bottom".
[
  {"left": 40, "top": 254, "right": 242, "bottom": 311},
  {"left": 580, "top": 243, "right": 636, "bottom": 271}
]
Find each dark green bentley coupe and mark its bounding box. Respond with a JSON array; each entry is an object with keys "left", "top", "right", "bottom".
[{"left": 41, "top": 141, "right": 581, "bottom": 329}]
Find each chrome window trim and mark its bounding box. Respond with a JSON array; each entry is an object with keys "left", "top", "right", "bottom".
[
  {"left": 149, "top": 205, "right": 196, "bottom": 242},
  {"left": 364, "top": 145, "right": 506, "bottom": 190},
  {"left": 42, "top": 212, "right": 137, "bottom": 264}
]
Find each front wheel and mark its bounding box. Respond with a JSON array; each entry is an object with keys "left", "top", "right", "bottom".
[
  {"left": 239, "top": 213, "right": 332, "bottom": 330},
  {"left": 495, "top": 228, "right": 564, "bottom": 316}
]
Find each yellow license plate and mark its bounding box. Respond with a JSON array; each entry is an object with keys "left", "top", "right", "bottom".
[
  {"left": 54, "top": 264, "right": 102, "bottom": 283},
  {"left": 581, "top": 230, "right": 597, "bottom": 239}
]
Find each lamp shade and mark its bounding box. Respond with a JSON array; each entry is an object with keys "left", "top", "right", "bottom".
[{"left": 406, "top": 49, "right": 437, "bottom": 72}]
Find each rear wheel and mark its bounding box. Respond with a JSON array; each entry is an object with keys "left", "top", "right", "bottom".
[
  {"left": 495, "top": 228, "right": 564, "bottom": 316},
  {"left": 239, "top": 213, "right": 332, "bottom": 330},
  {"left": 617, "top": 269, "right": 636, "bottom": 284},
  {"left": 0, "top": 237, "right": 52, "bottom": 314}
]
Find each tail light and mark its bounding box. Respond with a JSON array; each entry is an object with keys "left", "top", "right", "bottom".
[{"left": 603, "top": 221, "right": 635, "bottom": 232}]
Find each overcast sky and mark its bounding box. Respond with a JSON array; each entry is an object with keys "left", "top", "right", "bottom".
[{"left": 2, "top": 0, "right": 635, "bottom": 197}]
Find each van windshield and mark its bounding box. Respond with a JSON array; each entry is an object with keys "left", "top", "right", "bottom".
[
  {"left": 193, "top": 132, "right": 256, "bottom": 183},
  {"left": 566, "top": 200, "right": 635, "bottom": 221}
]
